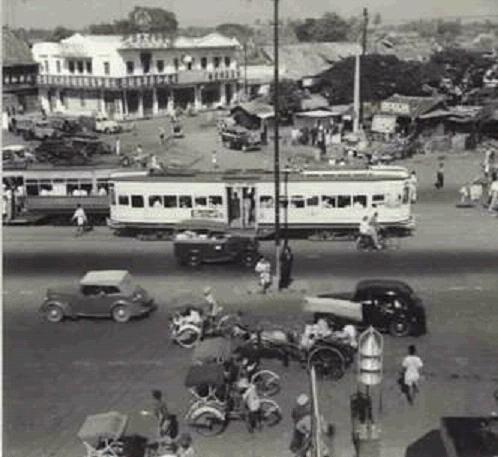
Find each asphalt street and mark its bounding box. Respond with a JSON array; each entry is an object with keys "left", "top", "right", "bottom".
[{"left": 3, "top": 180, "right": 498, "bottom": 457}]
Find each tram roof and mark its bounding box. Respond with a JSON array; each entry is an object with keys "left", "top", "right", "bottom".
[{"left": 112, "top": 167, "right": 409, "bottom": 183}]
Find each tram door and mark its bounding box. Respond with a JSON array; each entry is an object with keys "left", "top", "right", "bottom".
[{"left": 226, "top": 185, "right": 256, "bottom": 229}]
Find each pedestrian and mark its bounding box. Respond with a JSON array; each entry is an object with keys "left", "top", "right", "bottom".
[
  {"left": 203, "top": 286, "right": 222, "bottom": 319},
  {"left": 409, "top": 171, "right": 418, "bottom": 203},
  {"left": 435, "top": 162, "right": 445, "bottom": 189},
  {"left": 279, "top": 243, "right": 294, "bottom": 290},
  {"left": 243, "top": 194, "right": 252, "bottom": 226},
  {"left": 159, "top": 127, "right": 166, "bottom": 145},
  {"left": 290, "top": 394, "right": 312, "bottom": 456},
  {"left": 255, "top": 255, "right": 272, "bottom": 294},
  {"left": 115, "top": 136, "right": 121, "bottom": 156},
  {"left": 211, "top": 150, "right": 218, "bottom": 170},
  {"left": 488, "top": 178, "right": 498, "bottom": 213},
  {"left": 177, "top": 433, "right": 197, "bottom": 457},
  {"left": 240, "top": 378, "right": 262, "bottom": 433},
  {"left": 71, "top": 204, "right": 88, "bottom": 237},
  {"left": 151, "top": 390, "right": 176, "bottom": 438},
  {"left": 401, "top": 345, "right": 423, "bottom": 405}
]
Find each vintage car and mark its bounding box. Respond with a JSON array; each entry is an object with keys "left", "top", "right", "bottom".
[
  {"left": 304, "top": 279, "right": 427, "bottom": 337},
  {"left": 173, "top": 219, "right": 259, "bottom": 268},
  {"left": 40, "top": 270, "right": 155, "bottom": 323},
  {"left": 220, "top": 126, "right": 261, "bottom": 151}
]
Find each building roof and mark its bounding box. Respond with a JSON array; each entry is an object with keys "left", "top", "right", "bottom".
[
  {"left": 2, "top": 27, "right": 35, "bottom": 67},
  {"left": 121, "top": 31, "right": 240, "bottom": 50},
  {"left": 381, "top": 94, "right": 446, "bottom": 118},
  {"left": 232, "top": 100, "right": 275, "bottom": 119},
  {"left": 261, "top": 42, "right": 361, "bottom": 80}
]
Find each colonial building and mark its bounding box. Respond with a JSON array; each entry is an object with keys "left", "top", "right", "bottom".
[
  {"left": 2, "top": 27, "right": 39, "bottom": 115},
  {"left": 32, "top": 32, "right": 241, "bottom": 119}
]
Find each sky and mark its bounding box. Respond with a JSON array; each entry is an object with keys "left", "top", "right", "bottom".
[{"left": 3, "top": 0, "right": 498, "bottom": 30}]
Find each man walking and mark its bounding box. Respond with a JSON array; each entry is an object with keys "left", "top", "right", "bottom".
[
  {"left": 279, "top": 243, "right": 294, "bottom": 290},
  {"left": 159, "top": 127, "right": 166, "bottom": 145},
  {"left": 435, "top": 162, "right": 445, "bottom": 189},
  {"left": 240, "top": 378, "right": 261, "bottom": 433},
  {"left": 255, "top": 256, "right": 272, "bottom": 293},
  {"left": 71, "top": 204, "right": 87, "bottom": 237},
  {"left": 151, "top": 390, "right": 172, "bottom": 438},
  {"left": 401, "top": 345, "right": 423, "bottom": 404},
  {"left": 290, "top": 394, "right": 312, "bottom": 456}
]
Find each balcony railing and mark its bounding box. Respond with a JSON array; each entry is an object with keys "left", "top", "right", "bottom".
[
  {"left": 37, "top": 74, "right": 178, "bottom": 90},
  {"left": 177, "top": 69, "right": 240, "bottom": 85}
]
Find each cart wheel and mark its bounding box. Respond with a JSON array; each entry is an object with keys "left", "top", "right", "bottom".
[
  {"left": 252, "top": 370, "right": 281, "bottom": 397},
  {"left": 259, "top": 399, "right": 282, "bottom": 427},
  {"left": 187, "top": 252, "right": 201, "bottom": 268},
  {"left": 308, "top": 347, "right": 345, "bottom": 381},
  {"left": 189, "top": 410, "right": 225, "bottom": 436},
  {"left": 175, "top": 327, "right": 201, "bottom": 348},
  {"left": 216, "top": 314, "right": 240, "bottom": 337}
]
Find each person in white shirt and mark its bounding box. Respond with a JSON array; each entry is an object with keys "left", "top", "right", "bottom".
[
  {"left": 488, "top": 180, "right": 498, "bottom": 213},
  {"left": 204, "top": 286, "right": 222, "bottom": 318},
  {"left": 334, "top": 324, "right": 358, "bottom": 348},
  {"left": 401, "top": 344, "right": 423, "bottom": 404},
  {"left": 71, "top": 204, "right": 87, "bottom": 236},
  {"left": 240, "top": 379, "right": 261, "bottom": 433},
  {"left": 409, "top": 171, "right": 418, "bottom": 203}
]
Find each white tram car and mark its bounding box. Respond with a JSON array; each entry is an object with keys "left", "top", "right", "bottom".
[{"left": 108, "top": 167, "right": 414, "bottom": 239}]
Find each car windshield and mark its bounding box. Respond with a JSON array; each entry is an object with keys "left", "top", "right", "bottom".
[{"left": 118, "top": 273, "right": 137, "bottom": 295}]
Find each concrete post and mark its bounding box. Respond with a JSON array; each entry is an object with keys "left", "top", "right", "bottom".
[
  {"left": 138, "top": 91, "right": 144, "bottom": 118},
  {"left": 167, "top": 90, "right": 175, "bottom": 115},
  {"left": 100, "top": 89, "right": 107, "bottom": 115},
  {"left": 194, "top": 85, "right": 202, "bottom": 110},
  {"left": 152, "top": 87, "right": 159, "bottom": 116},
  {"left": 219, "top": 83, "right": 227, "bottom": 106},
  {"left": 122, "top": 90, "right": 128, "bottom": 116}
]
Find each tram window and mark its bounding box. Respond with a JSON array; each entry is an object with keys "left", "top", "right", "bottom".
[
  {"left": 118, "top": 195, "right": 129, "bottom": 206},
  {"left": 209, "top": 195, "right": 223, "bottom": 208},
  {"left": 338, "top": 195, "right": 352, "bottom": 208},
  {"left": 131, "top": 195, "right": 144, "bottom": 208},
  {"left": 352, "top": 195, "right": 367, "bottom": 208},
  {"left": 97, "top": 179, "right": 110, "bottom": 193},
  {"left": 67, "top": 180, "right": 79, "bottom": 195},
  {"left": 179, "top": 195, "right": 192, "bottom": 208},
  {"left": 26, "top": 180, "right": 39, "bottom": 196},
  {"left": 260, "top": 195, "right": 274, "bottom": 208},
  {"left": 39, "top": 180, "right": 53, "bottom": 195},
  {"left": 321, "top": 196, "right": 336, "bottom": 208},
  {"left": 80, "top": 180, "right": 92, "bottom": 195},
  {"left": 195, "top": 196, "right": 207, "bottom": 207},
  {"left": 163, "top": 195, "right": 177, "bottom": 208},
  {"left": 306, "top": 196, "right": 319, "bottom": 207},
  {"left": 372, "top": 194, "right": 385, "bottom": 208},
  {"left": 149, "top": 195, "right": 163, "bottom": 208},
  {"left": 291, "top": 196, "right": 305, "bottom": 208}
]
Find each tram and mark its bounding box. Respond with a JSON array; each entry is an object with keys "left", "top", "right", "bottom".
[
  {"left": 108, "top": 166, "right": 414, "bottom": 239},
  {"left": 2, "top": 165, "right": 146, "bottom": 224}
]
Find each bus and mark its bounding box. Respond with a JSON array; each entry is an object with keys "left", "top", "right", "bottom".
[{"left": 108, "top": 166, "right": 414, "bottom": 239}]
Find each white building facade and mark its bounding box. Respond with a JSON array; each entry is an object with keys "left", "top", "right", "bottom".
[{"left": 33, "top": 32, "right": 241, "bottom": 119}]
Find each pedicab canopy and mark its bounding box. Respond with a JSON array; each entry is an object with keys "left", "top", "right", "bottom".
[
  {"left": 77, "top": 411, "right": 128, "bottom": 448},
  {"left": 192, "top": 337, "right": 232, "bottom": 365},
  {"left": 185, "top": 364, "right": 226, "bottom": 388}
]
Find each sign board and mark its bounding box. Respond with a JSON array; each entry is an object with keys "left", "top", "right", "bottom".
[
  {"left": 371, "top": 114, "right": 397, "bottom": 134},
  {"left": 380, "top": 101, "right": 411, "bottom": 116},
  {"left": 191, "top": 209, "right": 223, "bottom": 219}
]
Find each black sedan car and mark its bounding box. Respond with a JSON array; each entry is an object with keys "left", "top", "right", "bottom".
[{"left": 304, "top": 279, "right": 427, "bottom": 337}]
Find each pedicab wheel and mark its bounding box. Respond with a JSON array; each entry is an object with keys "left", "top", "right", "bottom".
[
  {"left": 175, "top": 327, "right": 201, "bottom": 348},
  {"left": 216, "top": 314, "right": 240, "bottom": 337},
  {"left": 259, "top": 399, "right": 282, "bottom": 427},
  {"left": 112, "top": 305, "right": 131, "bottom": 323},
  {"left": 252, "top": 370, "right": 281, "bottom": 397},
  {"left": 45, "top": 305, "right": 64, "bottom": 323},
  {"left": 190, "top": 411, "right": 226, "bottom": 436},
  {"left": 308, "top": 347, "right": 345, "bottom": 381},
  {"left": 187, "top": 252, "right": 201, "bottom": 268},
  {"left": 388, "top": 317, "right": 411, "bottom": 337},
  {"left": 241, "top": 251, "right": 257, "bottom": 268}
]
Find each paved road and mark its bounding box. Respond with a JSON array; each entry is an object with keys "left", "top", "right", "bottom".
[{"left": 4, "top": 198, "right": 498, "bottom": 457}]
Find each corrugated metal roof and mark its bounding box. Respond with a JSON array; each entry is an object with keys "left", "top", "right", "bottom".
[{"left": 2, "top": 27, "right": 35, "bottom": 66}]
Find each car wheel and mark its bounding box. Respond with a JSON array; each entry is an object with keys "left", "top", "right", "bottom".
[
  {"left": 242, "top": 251, "right": 257, "bottom": 268},
  {"left": 187, "top": 252, "right": 201, "bottom": 268},
  {"left": 389, "top": 318, "right": 411, "bottom": 337},
  {"left": 112, "top": 305, "right": 131, "bottom": 323},
  {"left": 45, "top": 305, "right": 64, "bottom": 323}
]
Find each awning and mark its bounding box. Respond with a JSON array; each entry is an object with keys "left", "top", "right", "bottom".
[{"left": 371, "top": 114, "right": 397, "bottom": 134}]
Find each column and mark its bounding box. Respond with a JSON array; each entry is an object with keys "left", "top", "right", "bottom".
[
  {"left": 167, "top": 90, "right": 175, "bottom": 115},
  {"left": 115, "top": 96, "right": 124, "bottom": 121},
  {"left": 152, "top": 87, "right": 159, "bottom": 116},
  {"left": 219, "top": 83, "right": 227, "bottom": 106},
  {"left": 122, "top": 90, "right": 129, "bottom": 117},
  {"left": 54, "top": 88, "right": 64, "bottom": 112},
  {"left": 138, "top": 91, "right": 144, "bottom": 118},
  {"left": 39, "top": 88, "right": 51, "bottom": 113},
  {"left": 194, "top": 85, "right": 202, "bottom": 111},
  {"left": 230, "top": 82, "right": 238, "bottom": 105},
  {"left": 100, "top": 89, "right": 107, "bottom": 115}
]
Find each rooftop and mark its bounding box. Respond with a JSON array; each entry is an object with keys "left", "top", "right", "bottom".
[{"left": 2, "top": 27, "right": 36, "bottom": 67}]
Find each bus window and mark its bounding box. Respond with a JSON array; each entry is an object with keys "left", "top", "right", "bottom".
[
  {"left": 163, "top": 195, "right": 177, "bottom": 208},
  {"left": 149, "top": 195, "right": 163, "bottom": 208},
  {"left": 194, "top": 196, "right": 207, "bottom": 207},
  {"left": 179, "top": 195, "right": 192, "bottom": 208},
  {"left": 26, "top": 179, "right": 39, "bottom": 196},
  {"left": 321, "top": 195, "right": 336, "bottom": 208},
  {"left": 260, "top": 195, "right": 273, "bottom": 208},
  {"left": 118, "top": 195, "right": 129, "bottom": 206},
  {"left": 372, "top": 194, "right": 385, "bottom": 208},
  {"left": 353, "top": 195, "right": 367, "bottom": 208},
  {"left": 131, "top": 195, "right": 144, "bottom": 208},
  {"left": 209, "top": 195, "right": 223, "bottom": 208},
  {"left": 338, "top": 195, "right": 352, "bottom": 208},
  {"left": 291, "top": 196, "right": 305, "bottom": 208},
  {"left": 306, "top": 196, "right": 319, "bottom": 207}
]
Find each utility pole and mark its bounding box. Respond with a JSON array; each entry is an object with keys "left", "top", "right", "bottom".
[
  {"left": 359, "top": 7, "right": 369, "bottom": 127},
  {"left": 273, "top": 0, "right": 281, "bottom": 288},
  {"left": 244, "top": 42, "right": 248, "bottom": 99}
]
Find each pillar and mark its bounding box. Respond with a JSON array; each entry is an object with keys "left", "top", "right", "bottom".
[
  {"left": 152, "top": 87, "right": 159, "bottom": 116},
  {"left": 219, "top": 83, "right": 227, "bottom": 106},
  {"left": 138, "top": 91, "right": 144, "bottom": 118},
  {"left": 167, "top": 90, "right": 175, "bottom": 115},
  {"left": 194, "top": 85, "right": 202, "bottom": 110},
  {"left": 54, "top": 88, "right": 64, "bottom": 112},
  {"left": 39, "top": 88, "right": 51, "bottom": 113},
  {"left": 100, "top": 89, "right": 107, "bottom": 115},
  {"left": 123, "top": 90, "right": 129, "bottom": 116},
  {"left": 230, "top": 82, "right": 238, "bottom": 104},
  {"left": 115, "top": 96, "right": 124, "bottom": 121}
]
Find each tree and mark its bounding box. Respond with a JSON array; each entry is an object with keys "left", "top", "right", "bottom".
[
  {"left": 216, "top": 23, "right": 253, "bottom": 44},
  {"left": 51, "top": 26, "right": 74, "bottom": 41},
  {"left": 88, "top": 23, "right": 118, "bottom": 35},
  {"left": 127, "top": 6, "right": 178, "bottom": 35},
  {"left": 267, "top": 79, "right": 304, "bottom": 118},
  {"left": 293, "top": 12, "right": 349, "bottom": 42},
  {"left": 373, "top": 13, "right": 382, "bottom": 26}
]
